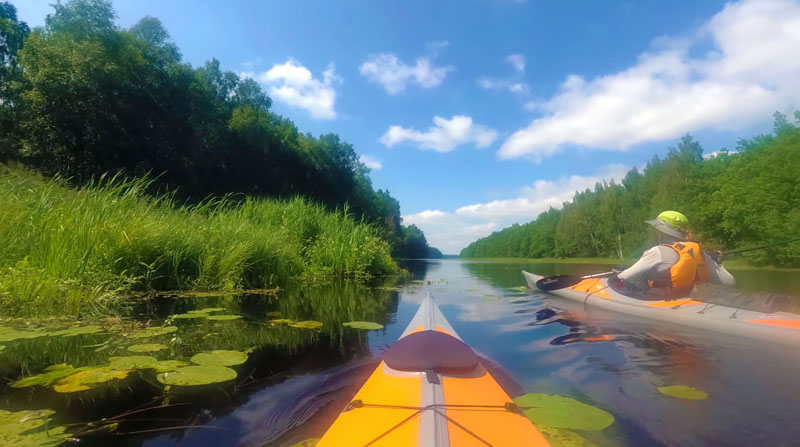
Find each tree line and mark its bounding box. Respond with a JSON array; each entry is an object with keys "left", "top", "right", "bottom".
[
  {"left": 0, "top": 0, "right": 438, "bottom": 258},
  {"left": 460, "top": 113, "right": 800, "bottom": 267}
]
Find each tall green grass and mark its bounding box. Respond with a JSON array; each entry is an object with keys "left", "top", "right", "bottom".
[{"left": 0, "top": 165, "right": 398, "bottom": 316}]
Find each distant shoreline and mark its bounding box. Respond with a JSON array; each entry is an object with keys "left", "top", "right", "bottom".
[{"left": 456, "top": 257, "right": 800, "bottom": 272}]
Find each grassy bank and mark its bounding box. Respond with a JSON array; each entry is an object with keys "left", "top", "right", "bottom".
[{"left": 0, "top": 166, "right": 398, "bottom": 316}]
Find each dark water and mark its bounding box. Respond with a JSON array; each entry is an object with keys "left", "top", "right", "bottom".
[{"left": 2, "top": 260, "right": 800, "bottom": 446}]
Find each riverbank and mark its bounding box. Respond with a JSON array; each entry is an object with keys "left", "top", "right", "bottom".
[
  {"left": 0, "top": 166, "right": 399, "bottom": 317},
  {"left": 459, "top": 256, "right": 800, "bottom": 273}
]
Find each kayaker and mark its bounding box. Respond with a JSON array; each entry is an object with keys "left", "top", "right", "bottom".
[{"left": 615, "top": 211, "right": 735, "bottom": 297}]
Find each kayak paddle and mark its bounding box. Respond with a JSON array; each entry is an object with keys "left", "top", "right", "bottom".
[{"left": 535, "top": 271, "right": 616, "bottom": 291}]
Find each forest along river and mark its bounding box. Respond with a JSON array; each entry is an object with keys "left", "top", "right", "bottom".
[{"left": 2, "top": 260, "right": 800, "bottom": 447}]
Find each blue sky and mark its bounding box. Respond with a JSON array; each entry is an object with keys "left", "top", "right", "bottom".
[{"left": 16, "top": 0, "right": 800, "bottom": 253}]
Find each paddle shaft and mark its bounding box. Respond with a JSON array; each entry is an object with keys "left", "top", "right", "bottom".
[{"left": 721, "top": 237, "right": 800, "bottom": 256}]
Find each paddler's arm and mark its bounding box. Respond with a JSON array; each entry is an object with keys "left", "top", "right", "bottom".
[
  {"left": 702, "top": 251, "right": 736, "bottom": 286},
  {"left": 617, "top": 247, "right": 662, "bottom": 286}
]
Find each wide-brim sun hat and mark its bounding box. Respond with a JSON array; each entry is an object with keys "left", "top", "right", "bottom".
[{"left": 645, "top": 210, "right": 689, "bottom": 239}]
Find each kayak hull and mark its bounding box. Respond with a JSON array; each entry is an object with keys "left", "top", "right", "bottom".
[
  {"left": 523, "top": 270, "right": 800, "bottom": 346},
  {"left": 318, "top": 294, "right": 550, "bottom": 447}
]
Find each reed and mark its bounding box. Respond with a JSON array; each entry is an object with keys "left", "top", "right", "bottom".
[{"left": 0, "top": 165, "right": 399, "bottom": 316}]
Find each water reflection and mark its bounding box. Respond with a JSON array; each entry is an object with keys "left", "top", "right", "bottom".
[{"left": 2, "top": 259, "right": 799, "bottom": 447}]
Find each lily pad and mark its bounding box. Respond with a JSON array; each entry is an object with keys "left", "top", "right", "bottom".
[
  {"left": 172, "top": 313, "right": 207, "bottom": 319},
  {"left": 538, "top": 426, "right": 598, "bottom": 447},
  {"left": 188, "top": 307, "right": 225, "bottom": 314},
  {"left": 269, "top": 319, "right": 293, "bottom": 324},
  {"left": 0, "top": 409, "right": 69, "bottom": 447},
  {"left": 289, "top": 320, "right": 323, "bottom": 329},
  {"left": 657, "top": 385, "right": 708, "bottom": 400},
  {"left": 343, "top": 321, "right": 384, "bottom": 330},
  {"left": 266, "top": 311, "right": 281, "bottom": 317},
  {"left": 206, "top": 314, "right": 242, "bottom": 321},
  {"left": 10, "top": 364, "right": 86, "bottom": 388},
  {"left": 0, "top": 345, "right": 4, "bottom": 351},
  {"left": 109, "top": 356, "right": 157, "bottom": 370},
  {"left": 130, "top": 326, "right": 178, "bottom": 339},
  {"left": 150, "top": 360, "right": 189, "bottom": 373},
  {"left": 54, "top": 367, "right": 131, "bottom": 393},
  {"left": 127, "top": 343, "right": 168, "bottom": 353},
  {"left": 513, "top": 393, "right": 614, "bottom": 431},
  {"left": 191, "top": 350, "right": 248, "bottom": 367},
  {"left": 50, "top": 325, "right": 103, "bottom": 337},
  {"left": 0, "top": 327, "right": 50, "bottom": 342},
  {"left": 156, "top": 365, "right": 237, "bottom": 386},
  {"left": 289, "top": 439, "right": 320, "bottom": 447}
]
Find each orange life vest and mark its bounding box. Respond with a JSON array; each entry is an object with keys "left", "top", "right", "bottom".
[{"left": 663, "top": 241, "right": 710, "bottom": 288}]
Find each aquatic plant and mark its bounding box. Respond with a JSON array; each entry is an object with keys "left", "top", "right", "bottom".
[
  {"left": 127, "top": 343, "right": 168, "bottom": 353},
  {"left": 289, "top": 439, "right": 320, "bottom": 447},
  {"left": 0, "top": 409, "right": 69, "bottom": 446},
  {"left": 206, "top": 315, "right": 242, "bottom": 321},
  {"left": 53, "top": 367, "right": 131, "bottom": 393},
  {"left": 50, "top": 325, "right": 103, "bottom": 337},
  {"left": 10, "top": 364, "right": 87, "bottom": 388},
  {"left": 0, "top": 167, "right": 400, "bottom": 317},
  {"left": 657, "top": 385, "right": 708, "bottom": 400},
  {"left": 156, "top": 365, "right": 237, "bottom": 386},
  {"left": 129, "top": 325, "right": 178, "bottom": 339},
  {"left": 342, "top": 321, "right": 384, "bottom": 330},
  {"left": 513, "top": 393, "right": 615, "bottom": 431},
  {"left": 190, "top": 350, "right": 248, "bottom": 367},
  {"left": 289, "top": 321, "right": 323, "bottom": 329}
]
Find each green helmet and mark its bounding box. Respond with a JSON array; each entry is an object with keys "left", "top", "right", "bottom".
[{"left": 645, "top": 210, "right": 689, "bottom": 239}]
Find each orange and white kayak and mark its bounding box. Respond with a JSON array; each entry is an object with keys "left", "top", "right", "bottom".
[
  {"left": 318, "top": 293, "right": 550, "bottom": 447},
  {"left": 523, "top": 270, "right": 800, "bottom": 346}
]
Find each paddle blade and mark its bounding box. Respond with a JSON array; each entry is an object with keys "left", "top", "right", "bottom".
[{"left": 535, "top": 275, "right": 582, "bottom": 291}]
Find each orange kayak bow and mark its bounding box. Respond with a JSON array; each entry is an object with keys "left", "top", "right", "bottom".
[{"left": 318, "top": 293, "right": 550, "bottom": 447}]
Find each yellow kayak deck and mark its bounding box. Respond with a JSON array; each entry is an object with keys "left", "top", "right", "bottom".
[{"left": 318, "top": 294, "right": 550, "bottom": 447}]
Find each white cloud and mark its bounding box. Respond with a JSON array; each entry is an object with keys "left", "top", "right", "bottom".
[
  {"left": 505, "top": 53, "right": 526, "bottom": 73},
  {"left": 379, "top": 115, "right": 498, "bottom": 152},
  {"left": 359, "top": 51, "right": 454, "bottom": 94},
  {"left": 246, "top": 59, "right": 339, "bottom": 120},
  {"left": 477, "top": 77, "right": 530, "bottom": 95},
  {"left": 359, "top": 154, "right": 383, "bottom": 170},
  {"left": 403, "top": 165, "right": 630, "bottom": 254},
  {"left": 499, "top": 0, "right": 800, "bottom": 161}
]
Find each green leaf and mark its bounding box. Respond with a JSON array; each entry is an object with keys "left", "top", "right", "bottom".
[
  {"left": 54, "top": 367, "right": 131, "bottom": 393},
  {"left": 266, "top": 311, "right": 281, "bottom": 317},
  {"left": 0, "top": 345, "right": 4, "bottom": 351},
  {"left": 149, "top": 360, "right": 189, "bottom": 373},
  {"left": 10, "top": 364, "right": 87, "bottom": 388},
  {"left": 191, "top": 350, "right": 248, "bottom": 367},
  {"left": 0, "top": 409, "right": 69, "bottom": 447},
  {"left": 513, "top": 393, "right": 614, "bottom": 431},
  {"left": 269, "top": 319, "right": 293, "bottom": 324},
  {"left": 206, "top": 314, "right": 242, "bottom": 321},
  {"left": 657, "top": 385, "right": 708, "bottom": 400},
  {"left": 50, "top": 325, "right": 103, "bottom": 337},
  {"left": 172, "top": 313, "right": 207, "bottom": 319},
  {"left": 130, "top": 326, "right": 178, "bottom": 339},
  {"left": 109, "top": 356, "right": 158, "bottom": 370},
  {"left": 289, "top": 320, "right": 323, "bottom": 329},
  {"left": 537, "top": 426, "right": 598, "bottom": 447},
  {"left": 0, "top": 327, "right": 50, "bottom": 342},
  {"left": 188, "top": 307, "right": 225, "bottom": 314},
  {"left": 343, "top": 321, "right": 384, "bottom": 330},
  {"left": 156, "top": 365, "right": 237, "bottom": 386},
  {"left": 127, "top": 343, "right": 168, "bottom": 353}
]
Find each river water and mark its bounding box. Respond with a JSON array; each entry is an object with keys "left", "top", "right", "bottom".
[{"left": 2, "top": 259, "right": 799, "bottom": 447}]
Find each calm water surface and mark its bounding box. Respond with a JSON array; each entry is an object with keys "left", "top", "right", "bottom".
[{"left": 2, "top": 259, "right": 800, "bottom": 447}]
